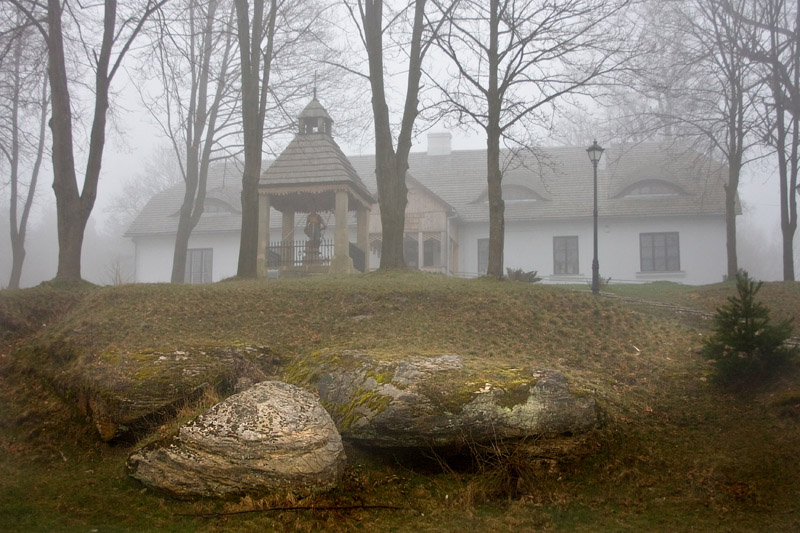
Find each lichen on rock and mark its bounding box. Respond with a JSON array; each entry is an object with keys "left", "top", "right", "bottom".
[
  {"left": 16, "top": 340, "right": 278, "bottom": 442},
  {"left": 128, "top": 381, "right": 346, "bottom": 499},
  {"left": 286, "top": 350, "right": 600, "bottom": 448}
]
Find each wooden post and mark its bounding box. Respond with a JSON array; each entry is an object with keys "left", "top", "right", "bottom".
[
  {"left": 257, "top": 193, "right": 270, "bottom": 277},
  {"left": 330, "top": 190, "right": 353, "bottom": 273}
]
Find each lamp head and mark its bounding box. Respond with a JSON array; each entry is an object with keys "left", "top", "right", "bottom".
[{"left": 587, "top": 140, "right": 604, "bottom": 164}]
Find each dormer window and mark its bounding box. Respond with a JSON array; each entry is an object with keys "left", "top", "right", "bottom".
[
  {"left": 202, "top": 199, "right": 236, "bottom": 215},
  {"left": 170, "top": 198, "right": 237, "bottom": 218},
  {"left": 620, "top": 179, "right": 685, "bottom": 198},
  {"left": 474, "top": 184, "right": 543, "bottom": 203}
]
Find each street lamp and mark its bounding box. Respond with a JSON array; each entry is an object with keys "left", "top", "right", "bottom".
[{"left": 587, "top": 140, "right": 604, "bottom": 295}]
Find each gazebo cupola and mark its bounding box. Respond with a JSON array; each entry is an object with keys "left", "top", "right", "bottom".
[
  {"left": 256, "top": 96, "right": 375, "bottom": 275},
  {"left": 298, "top": 96, "right": 333, "bottom": 135}
]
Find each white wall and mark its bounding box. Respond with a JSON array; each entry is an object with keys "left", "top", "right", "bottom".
[
  {"left": 132, "top": 215, "right": 728, "bottom": 285},
  {"left": 457, "top": 215, "right": 727, "bottom": 285},
  {"left": 133, "top": 232, "right": 240, "bottom": 283}
]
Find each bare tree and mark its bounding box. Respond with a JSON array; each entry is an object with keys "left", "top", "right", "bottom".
[
  {"left": 0, "top": 10, "right": 49, "bottom": 289},
  {"left": 657, "top": 0, "right": 764, "bottom": 279},
  {"left": 232, "top": 0, "right": 347, "bottom": 276},
  {"left": 8, "top": 0, "right": 168, "bottom": 281},
  {"left": 602, "top": 1, "right": 768, "bottom": 280},
  {"left": 721, "top": 0, "right": 799, "bottom": 280},
  {"left": 434, "top": 0, "right": 630, "bottom": 279},
  {"left": 138, "top": 0, "right": 239, "bottom": 283},
  {"left": 686, "top": 0, "right": 763, "bottom": 279},
  {"left": 233, "top": 0, "right": 278, "bottom": 278},
  {"left": 345, "top": 0, "right": 448, "bottom": 269}
]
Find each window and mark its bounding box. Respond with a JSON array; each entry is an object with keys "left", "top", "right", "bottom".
[
  {"left": 203, "top": 200, "right": 235, "bottom": 214},
  {"left": 185, "top": 248, "right": 213, "bottom": 284},
  {"left": 640, "top": 232, "right": 680, "bottom": 272},
  {"left": 474, "top": 185, "right": 542, "bottom": 204},
  {"left": 404, "top": 236, "right": 419, "bottom": 269},
  {"left": 423, "top": 237, "right": 441, "bottom": 267},
  {"left": 477, "top": 238, "right": 489, "bottom": 276},
  {"left": 620, "top": 180, "right": 684, "bottom": 198},
  {"left": 554, "top": 236, "right": 579, "bottom": 275}
]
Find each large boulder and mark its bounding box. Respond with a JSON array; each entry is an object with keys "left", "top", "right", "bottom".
[
  {"left": 18, "top": 341, "right": 276, "bottom": 441},
  {"left": 128, "top": 381, "right": 346, "bottom": 499},
  {"left": 289, "top": 351, "right": 599, "bottom": 448}
]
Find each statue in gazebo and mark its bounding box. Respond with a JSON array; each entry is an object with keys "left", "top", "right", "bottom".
[{"left": 304, "top": 212, "right": 327, "bottom": 264}]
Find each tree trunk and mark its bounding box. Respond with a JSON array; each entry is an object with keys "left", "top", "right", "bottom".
[
  {"left": 485, "top": 0, "right": 504, "bottom": 280},
  {"left": 168, "top": 0, "right": 229, "bottom": 283},
  {"left": 724, "top": 180, "right": 738, "bottom": 281},
  {"left": 486, "top": 126, "right": 504, "bottom": 280},
  {"left": 48, "top": 0, "right": 117, "bottom": 281},
  {"left": 47, "top": 0, "right": 82, "bottom": 281},
  {"left": 36, "top": 0, "right": 160, "bottom": 282},
  {"left": 235, "top": 0, "right": 275, "bottom": 278},
  {"left": 8, "top": 243, "right": 25, "bottom": 290},
  {"left": 724, "top": 154, "right": 741, "bottom": 281},
  {"left": 171, "top": 171, "right": 198, "bottom": 283},
  {"left": 783, "top": 114, "right": 799, "bottom": 281},
  {"left": 363, "top": 0, "right": 407, "bottom": 269},
  {"left": 6, "top": 27, "right": 44, "bottom": 290},
  {"left": 374, "top": 150, "right": 407, "bottom": 268},
  {"left": 238, "top": 162, "right": 261, "bottom": 277}
]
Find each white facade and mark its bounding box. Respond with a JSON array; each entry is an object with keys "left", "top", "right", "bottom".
[
  {"left": 127, "top": 140, "right": 733, "bottom": 286},
  {"left": 457, "top": 214, "right": 727, "bottom": 285},
  {"left": 132, "top": 232, "right": 240, "bottom": 283}
]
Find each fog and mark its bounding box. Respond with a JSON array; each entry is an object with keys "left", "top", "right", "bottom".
[
  {"left": 1, "top": 0, "right": 798, "bottom": 289},
  {"left": 1, "top": 124, "right": 795, "bottom": 289}
]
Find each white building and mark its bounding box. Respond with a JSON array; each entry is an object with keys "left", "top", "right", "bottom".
[{"left": 127, "top": 100, "right": 734, "bottom": 285}]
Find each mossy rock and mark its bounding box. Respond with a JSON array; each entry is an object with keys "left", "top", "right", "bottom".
[
  {"left": 14, "top": 340, "right": 278, "bottom": 442},
  {"left": 285, "top": 350, "right": 600, "bottom": 448}
]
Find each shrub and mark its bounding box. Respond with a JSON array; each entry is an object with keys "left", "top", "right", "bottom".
[
  {"left": 703, "top": 271, "right": 797, "bottom": 384},
  {"left": 506, "top": 268, "right": 542, "bottom": 283}
]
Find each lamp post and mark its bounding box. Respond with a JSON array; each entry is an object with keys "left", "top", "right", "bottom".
[{"left": 587, "top": 140, "right": 604, "bottom": 295}]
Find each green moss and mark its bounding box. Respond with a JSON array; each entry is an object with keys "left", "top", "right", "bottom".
[
  {"left": 324, "top": 388, "right": 392, "bottom": 432},
  {"left": 283, "top": 350, "right": 344, "bottom": 385},
  {"left": 366, "top": 368, "right": 394, "bottom": 385},
  {"left": 495, "top": 382, "right": 532, "bottom": 410}
]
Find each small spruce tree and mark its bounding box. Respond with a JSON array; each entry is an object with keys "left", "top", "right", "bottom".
[{"left": 703, "top": 271, "right": 797, "bottom": 383}]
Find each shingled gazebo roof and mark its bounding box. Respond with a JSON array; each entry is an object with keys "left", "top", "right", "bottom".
[{"left": 259, "top": 98, "right": 374, "bottom": 213}]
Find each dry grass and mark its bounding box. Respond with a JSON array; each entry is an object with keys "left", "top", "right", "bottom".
[{"left": 1, "top": 272, "right": 799, "bottom": 531}]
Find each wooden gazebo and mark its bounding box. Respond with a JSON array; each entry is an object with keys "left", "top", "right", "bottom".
[{"left": 256, "top": 97, "right": 375, "bottom": 275}]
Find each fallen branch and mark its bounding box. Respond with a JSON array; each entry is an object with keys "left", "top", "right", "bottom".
[{"left": 174, "top": 503, "right": 404, "bottom": 518}]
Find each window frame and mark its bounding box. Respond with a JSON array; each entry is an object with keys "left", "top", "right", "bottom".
[
  {"left": 185, "top": 248, "right": 213, "bottom": 284},
  {"left": 553, "top": 236, "right": 579, "bottom": 275},
  {"left": 423, "top": 237, "right": 441, "bottom": 268},
  {"left": 403, "top": 235, "right": 419, "bottom": 269},
  {"left": 639, "top": 232, "right": 680, "bottom": 272}
]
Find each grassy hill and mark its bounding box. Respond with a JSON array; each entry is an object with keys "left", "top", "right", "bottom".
[{"left": 1, "top": 273, "right": 799, "bottom": 531}]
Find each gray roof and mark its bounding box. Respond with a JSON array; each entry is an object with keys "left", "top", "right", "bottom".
[
  {"left": 298, "top": 98, "right": 332, "bottom": 120},
  {"left": 259, "top": 132, "right": 374, "bottom": 204},
  {"left": 349, "top": 141, "right": 730, "bottom": 223},
  {"left": 126, "top": 141, "right": 731, "bottom": 237},
  {"left": 125, "top": 161, "right": 245, "bottom": 238}
]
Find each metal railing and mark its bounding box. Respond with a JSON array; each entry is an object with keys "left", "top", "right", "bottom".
[
  {"left": 268, "top": 239, "right": 333, "bottom": 268},
  {"left": 267, "top": 239, "right": 366, "bottom": 272}
]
